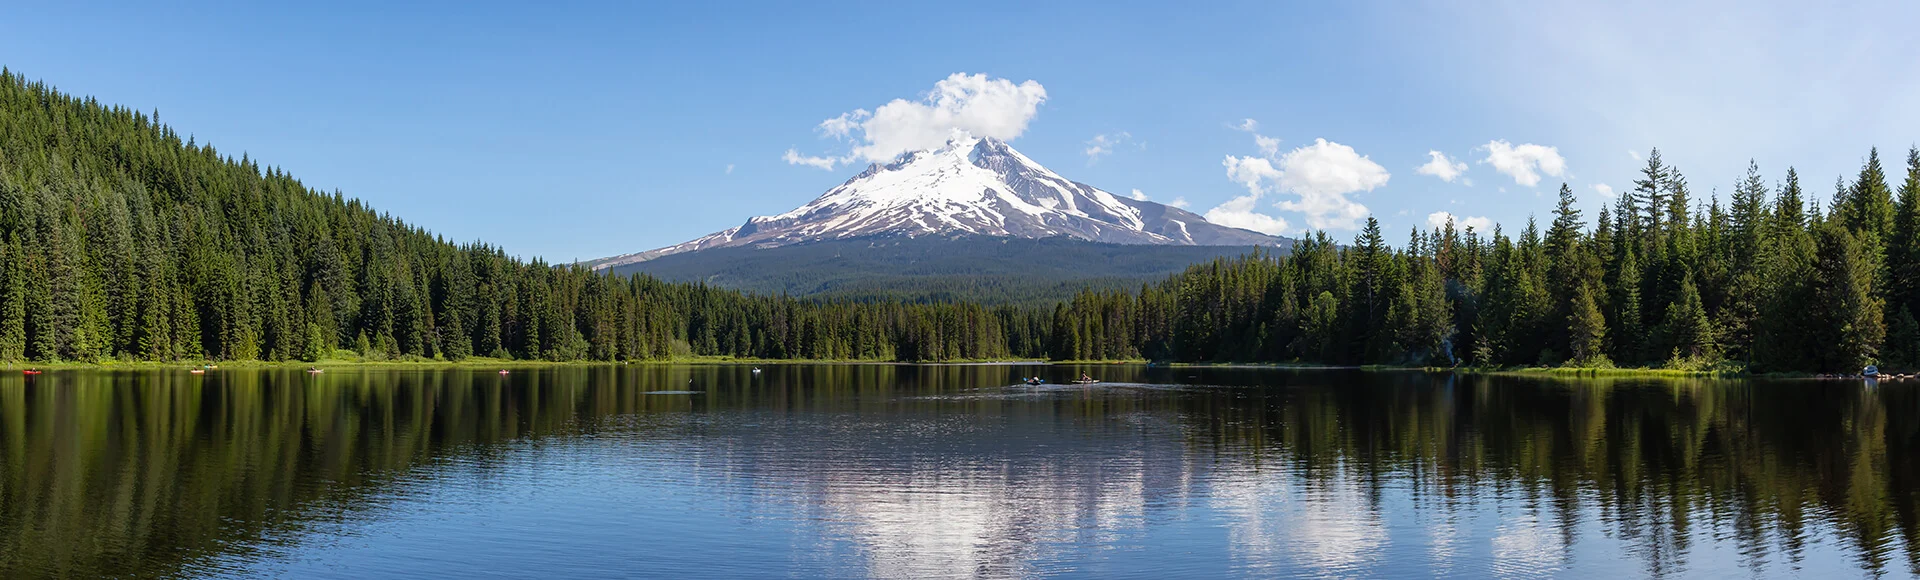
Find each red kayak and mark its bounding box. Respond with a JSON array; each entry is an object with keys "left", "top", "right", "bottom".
[{"left": 21, "top": 370, "right": 41, "bottom": 375}]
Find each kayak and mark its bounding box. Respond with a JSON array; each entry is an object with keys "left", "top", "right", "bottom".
[
  {"left": 189, "top": 369, "right": 205, "bottom": 374},
  {"left": 21, "top": 370, "right": 41, "bottom": 376},
  {"left": 1073, "top": 380, "right": 1100, "bottom": 385}
]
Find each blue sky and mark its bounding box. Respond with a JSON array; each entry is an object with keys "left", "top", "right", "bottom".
[{"left": 4, "top": 1, "right": 1917, "bottom": 260}]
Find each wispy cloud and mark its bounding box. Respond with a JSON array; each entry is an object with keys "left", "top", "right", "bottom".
[
  {"left": 782, "top": 149, "right": 838, "bottom": 170},
  {"left": 1085, "top": 132, "right": 1133, "bottom": 163}
]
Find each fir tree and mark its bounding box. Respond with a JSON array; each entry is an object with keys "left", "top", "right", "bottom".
[
  {"left": 1809, "top": 223, "right": 1885, "bottom": 372},
  {"left": 1568, "top": 282, "right": 1608, "bottom": 365},
  {"left": 1660, "top": 274, "right": 1716, "bottom": 362},
  {"left": 1632, "top": 149, "right": 1672, "bottom": 246}
]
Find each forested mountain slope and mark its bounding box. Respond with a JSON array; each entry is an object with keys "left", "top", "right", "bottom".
[{"left": 606, "top": 235, "right": 1284, "bottom": 306}]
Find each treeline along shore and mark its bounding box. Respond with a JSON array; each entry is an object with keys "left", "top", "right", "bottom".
[{"left": 1, "top": 70, "right": 1916, "bottom": 373}]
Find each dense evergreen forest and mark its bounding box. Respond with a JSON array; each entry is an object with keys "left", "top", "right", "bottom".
[
  {"left": 1049, "top": 148, "right": 1920, "bottom": 373},
  {"left": 1, "top": 70, "right": 1915, "bottom": 372},
  {"left": 604, "top": 234, "right": 1283, "bottom": 307},
  {"left": 0, "top": 71, "right": 1031, "bottom": 364}
]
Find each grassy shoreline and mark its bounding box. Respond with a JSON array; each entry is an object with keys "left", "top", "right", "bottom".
[
  {"left": 1443, "top": 366, "right": 1735, "bottom": 378},
  {"left": 4, "top": 358, "right": 1839, "bottom": 379},
  {"left": 2, "top": 355, "right": 1061, "bottom": 371}
]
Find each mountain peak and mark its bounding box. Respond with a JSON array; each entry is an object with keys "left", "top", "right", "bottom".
[{"left": 591, "top": 139, "right": 1287, "bottom": 270}]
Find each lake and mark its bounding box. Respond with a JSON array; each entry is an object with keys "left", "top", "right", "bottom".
[{"left": 1, "top": 365, "right": 1916, "bottom": 578}]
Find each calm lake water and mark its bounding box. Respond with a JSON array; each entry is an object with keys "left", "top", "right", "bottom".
[{"left": 1, "top": 365, "right": 1917, "bottom": 578}]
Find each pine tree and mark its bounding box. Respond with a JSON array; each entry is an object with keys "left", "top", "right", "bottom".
[
  {"left": 1545, "top": 183, "right": 1586, "bottom": 321},
  {"left": 1847, "top": 147, "right": 1896, "bottom": 240},
  {"left": 1633, "top": 148, "right": 1672, "bottom": 244},
  {"left": 1889, "top": 148, "right": 1920, "bottom": 321},
  {"left": 1568, "top": 282, "right": 1608, "bottom": 365},
  {"left": 1778, "top": 168, "right": 1807, "bottom": 234},
  {"left": 1887, "top": 306, "right": 1920, "bottom": 370},
  {"left": 1731, "top": 160, "right": 1770, "bottom": 263},
  {"left": 1300, "top": 291, "right": 1339, "bottom": 362},
  {"left": 1810, "top": 223, "right": 1885, "bottom": 372},
  {"left": 0, "top": 236, "right": 24, "bottom": 360},
  {"left": 1660, "top": 274, "right": 1715, "bottom": 363},
  {"left": 1609, "top": 245, "right": 1644, "bottom": 363},
  {"left": 1347, "top": 217, "right": 1390, "bottom": 362}
]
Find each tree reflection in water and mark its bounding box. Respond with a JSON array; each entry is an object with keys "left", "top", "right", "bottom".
[{"left": 0, "top": 366, "right": 1913, "bottom": 578}]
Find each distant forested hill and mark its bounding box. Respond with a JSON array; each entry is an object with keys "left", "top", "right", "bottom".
[{"left": 605, "top": 235, "right": 1288, "bottom": 306}]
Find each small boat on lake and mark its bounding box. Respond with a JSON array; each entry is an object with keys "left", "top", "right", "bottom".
[
  {"left": 306, "top": 368, "right": 323, "bottom": 374},
  {"left": 21, "top": 369, "right": 41, "bottom": 376},
  {"left": 499, "top": 370, "right": 510, "bottom": 375},
  {"left": 189, "top": 369, "right": 205, "bottom": 374}
]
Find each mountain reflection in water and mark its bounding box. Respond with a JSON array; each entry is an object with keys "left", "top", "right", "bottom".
[{"left": 0, "top": 365, "right": 1915, "bottom": 578}]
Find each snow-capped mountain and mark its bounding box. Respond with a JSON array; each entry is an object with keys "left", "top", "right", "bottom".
[{"left": 592, "top": 135, "right": 1285, "bottom": 270}]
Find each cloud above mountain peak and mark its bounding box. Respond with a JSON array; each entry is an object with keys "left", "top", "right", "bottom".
[{"left": 786, "top": 73, "right": 1048, "bottom": 170}]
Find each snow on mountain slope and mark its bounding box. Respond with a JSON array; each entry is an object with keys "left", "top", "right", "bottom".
[{"left": 593, "top": 134, "right": 1286, "bottom": 270}]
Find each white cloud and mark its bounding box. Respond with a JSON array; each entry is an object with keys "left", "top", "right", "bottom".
[
  {"left": 782, "top": 149, "right": 838, "bottom": 170},
  {"left": 1482, "top": 140, "right": 1567, "bottom": 187},
  {"left": 819, "top": 110, "right": 868, "bottom": 140},
  {"left": 1213, "top": 138, "right": 1388, "bottom": 233},
  {"left": 1230, "top": 119, "right": 1282, "bottom": 157},
  {"left": 1129, "top": 188, "right": 1149, "bottom": 201},
  {"left": 1085, "top": 132, "right": 1132, "bottom": 163},
  {"left": 1169, "top": 197, "right": 1190, "bottom": 209},
  {"left": 1223, "top": 155, "right": 1284, "bottom": 195},
  {"left": 1426, "top": 211, "right": 1493, "bottom": 232},
  {"left": 1628, "top": 149, "right": 1641, "bottom": 161},
  {"left": 725, "top": 164, "right": 735, "bottom": 174},
  {"left": 1415, "top": 150, "right": 1467, "bottom": 182},
  {"left": 1254, "top": 135, "right": 1281, "bottom": 158},
  {"left": 1271, "top": 139, "right": 1388, "bottom": 230},
  {"left": 783, "top": 73, "right": 1047, "bottom": 170},
  {"left": 1591, "top": 183, "right": 1616, "bottom": 198},
  {"left": 1206, "top": 194, "right": 1290, "bottom": 235}
]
